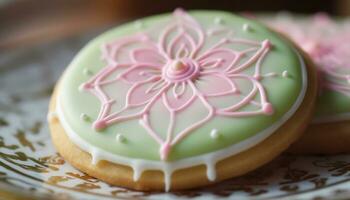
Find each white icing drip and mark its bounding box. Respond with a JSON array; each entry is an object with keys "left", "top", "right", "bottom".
[
  {"left": 47, "top": 112, "right": 57, "bottom": 121},
  {"left": 205, "top": 156, "right": 216, "bottom": 181},
  {"left": 210, "top": 129, "right": 219, "bottom": 139},
  {"left": 56, "top": 50, "right": 307, "bottom": 191},
  {"left": 282, "top": 70, "right": 289, "bottom": 78},
  {"left": 91, "top": 148, "right": 100, "bottom": 165},
  {"left": 163, "top": 164, "right": 173, "bottom": 192},
  {"left": 242, "top": 23, "right": 251, "bottom": 32},
  {"left": 116, "top": 133, "right": 126, "bottom": 143},
  {"left": 132, "top": 161, "right": 143, "bottom": 181},
  {"left": 214, "top": 17, "right": 224, "bottom": 25}
]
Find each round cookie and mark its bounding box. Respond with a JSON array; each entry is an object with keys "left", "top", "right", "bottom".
[
  {"left": 48, "top": 9, "right": 317, "bottom": 191},
  {"left": 267, "top": 13, "right": 350, "bottom": 154}
]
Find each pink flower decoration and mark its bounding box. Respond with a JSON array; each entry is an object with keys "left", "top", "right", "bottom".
[
  {"left": 268, "top": 14, "right": 350, "bottom": 96},
  {"left": 81, "top": 9, "right": 274, "bottom": 160}
]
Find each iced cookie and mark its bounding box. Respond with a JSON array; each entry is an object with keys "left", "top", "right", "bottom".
[
  {"left": 48, "top": 9, "right": 317, "bottom": 191},
  {"left": 267, "top": 14, "right": 350, "bottom": 154}
]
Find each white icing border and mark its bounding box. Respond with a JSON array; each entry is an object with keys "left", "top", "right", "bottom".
[{"left": 55, "top": 50, "right": 307, "bottom": 191}]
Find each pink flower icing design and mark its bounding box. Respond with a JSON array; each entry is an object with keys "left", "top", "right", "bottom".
[
  {"left": 269, "top": 13, "right": 350, "bottom": 96},
  {"left": 81, "top": 9, "right": 274, "bottom": 161}
]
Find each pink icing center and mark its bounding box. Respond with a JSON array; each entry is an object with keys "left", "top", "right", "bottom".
[
  {"left": 163, "top": 59, "right": 200, "bottom": 82},
  {"left": 82, "top": 8, "right": 276, "bottom": 160}
]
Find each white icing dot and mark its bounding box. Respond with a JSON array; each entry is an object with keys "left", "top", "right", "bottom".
[
  {"left": 80, "top": 113, "right": 90, "bottom": 122},
  {"left": 83, "top": 68, "right": 93, "bottom": 76},
  {"left": 242, "top": 23, "right": 252, "bottom": 32},
  {"left": 139, "top": 119, "right": 144, "bottom": 125},
  {"left": 214, "top": 17, "right": 224, "bottom": 25},
  {"left": 210, "top": 129, "right": 220, "bottom": 139},
  {"left": 282, "top": 70, "right": 289, "bottom": 78},
  {"left": 116, "top": 133, "right": 127, "bottom": 143}
]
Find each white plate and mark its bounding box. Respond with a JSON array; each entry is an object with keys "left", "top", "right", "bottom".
[{"left": 1, "top": 33, "right": 350, "bottom": 200}]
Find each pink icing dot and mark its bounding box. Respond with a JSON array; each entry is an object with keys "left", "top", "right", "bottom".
[
  {"left": 254, "top": 74, "right": 261, "bottom": 80},
  {"left": 93, "top": 120, "right": 107, "bottom": 131},
  {"left": 262, "top": 40, "right": 272, "bottom": 49},
  {"left": 79, "top": 83, "right": 92, "bottom": 91},
  {"left": 233, "top": 88, "right": 240, "bottom": 94},
  {"left": 160, "top": 142, "right": 171, "bottom": 161},
  {"left": 262, "top": 103, "right": 274, "bottom": 115}
]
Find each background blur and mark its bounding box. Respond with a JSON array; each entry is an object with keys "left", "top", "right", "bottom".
[{"left": 1, "top": 0, "right": 350, "bottom": 50}]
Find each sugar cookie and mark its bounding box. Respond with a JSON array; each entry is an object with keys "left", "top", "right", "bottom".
[{"left": 49, "top": 9, "right": 317, "bottom": 191}]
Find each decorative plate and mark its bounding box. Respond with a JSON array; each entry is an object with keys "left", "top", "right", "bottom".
[{"left": 1, "top": 27, "right": 350, "bottom": 200}]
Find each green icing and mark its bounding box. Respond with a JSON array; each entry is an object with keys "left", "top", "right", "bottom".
[
  {"left": 315, "top": 89, "right": 350, "bottom": 117},
  {"left": 59, "top": 10, "right": 304, "bottom": 161}
]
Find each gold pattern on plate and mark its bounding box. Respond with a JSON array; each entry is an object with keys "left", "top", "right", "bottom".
[{"left": 2, "top": 120, "right": 350, "bottom": 200}]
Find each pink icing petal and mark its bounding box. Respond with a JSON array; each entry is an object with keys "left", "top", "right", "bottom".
[
  {"left": 159, "top": 9, "right": 204, "bottom": 59},
  {"left": 127, "top": 78, "right": 167, "bottom": 106},
  {"left": 131, "top": 48, "right": 166, "bottom": 66},
  {"left": 198, "top": 48, "right": 238, "bottom": 72},
  {"left": 93, "top": 120, "right": 107, "bottom": 131},
  {"left": 121, "top": 64, "right": 162, "bottom": 84},
  {"left": 103, "top": 34, "right": 157, "bottom": 65},
  {"left": 168, "top": 31, "right": 195, "bottom": 59},
  {"left": 163, "top": 83, "right": 196, "bottom": 111},
  {"left": 195, "top": 72, "right": 237, "bottom": 97}
]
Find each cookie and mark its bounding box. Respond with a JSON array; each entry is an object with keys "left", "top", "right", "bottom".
[
  {"left": 267, "top": 13, "right": 350, "bottom": 154},
  {"left": 48, "top": 9, "right": 317, "bottom": 191}
]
